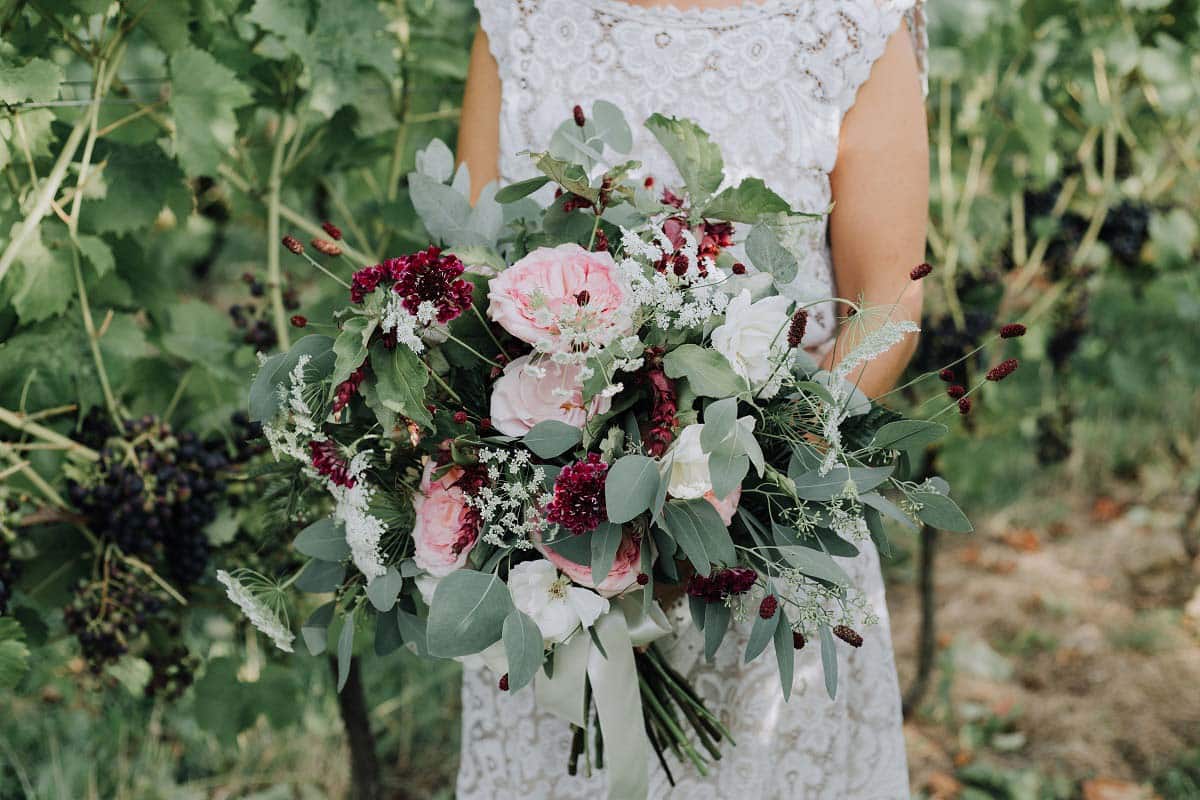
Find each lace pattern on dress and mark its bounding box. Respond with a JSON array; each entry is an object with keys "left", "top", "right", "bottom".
[{"left": 462, "top": 2, "right": 923, "bottom": 797}]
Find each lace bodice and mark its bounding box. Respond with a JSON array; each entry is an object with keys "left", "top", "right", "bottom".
[
  {"left": 460, "top": 2, "right": 925, "bottom": 797},
  {"left": 477, "top": 0, "right": 927, "bottom": 351}
]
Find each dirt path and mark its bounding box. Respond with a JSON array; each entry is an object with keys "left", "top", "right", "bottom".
[{"left": 888, "top": 491, "right": 1200, "bottom": 797}]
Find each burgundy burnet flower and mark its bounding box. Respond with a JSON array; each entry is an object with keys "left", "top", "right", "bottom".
[
  {"left": 999, "top": 323, "right": 1027, "bottom": 339},
  {"left": 452, "top": 410, "right": 469, "bottom": 425},
  {"left": 910, "top": 262, "right": 933, "bottom": 280},
  {"left": 281, "top": 235, "right": 304, "bottom": 255},
  {"left": 731, "top": 262, "right": 747, "bottom": 275},
  {"left": 792, "top": 631, "right": 806, "bottom": 650},
  {"left": 311, "top": 237, "right": 342, "bottom": 257},
  {"left": 321, "top": 221, "right": 343, "bottom": 240},
  {"left": 986, "top": 358, "right": 1019, "bottom": 382},
  {"left": 332, "top": 365, "right": 367, "bottom": 414},
  {"left": 544, "top": 453, "right": 609, "bottom": 536},
  {"left": 290, "top": 315, "right": 308, "bottom": 328},
  {"left": 687, "top": 567, "right": 758, "bottom": 602},
  {"left": 636, "top": 572, "right": 650, "bottom": 586},
  {"left": 641, "top": 348, "right": 679, "bottom": 458},
  {"left": 786, "top": 308, "right": 809, "bottom": 349},
  {"left": 939, "top": 368, "right": 955, "bottom": 382},
  {"left": 593, "top": 229, "right": 609, "bottom": 252},
  {"left": 833, "top": 625, "right": 864, "bottom": 648},
  {"left": 573, "top": 104, "right": 586, "bottom": 127},
  {"left": 958, "top": 396, "right": 972, "bottom": 415},
  {"left": 759, "top": 594, "right": 779, "bottom": 619},
  {"left": 309, "top": 439, "right": 355, "bottom": 488},
  {"left": 946, "top": 384, "right": 967, "bottom": 399},
  {"left": 498, "top": 673, "right": 509, "bottom": 691}
]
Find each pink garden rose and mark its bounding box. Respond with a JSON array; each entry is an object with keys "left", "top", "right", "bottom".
[
  {"left": 533, "top": 528, "right": 642, "bottom": 598},
  {"left": 412, "top": 459, "right": 478, "bottom": 577},
  {"left": 705, "top": 487, "right": 741, "bottom": 526},
  {"left": 489, "top": 354, "right": 611, "bottom": 437},
  {"left": 487, "top": 243, "right": 630, "bottom": 352}
]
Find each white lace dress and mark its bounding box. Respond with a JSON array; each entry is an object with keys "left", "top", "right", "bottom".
[{"left": 459, "top": 2, "right": 927, "bottom": 797}]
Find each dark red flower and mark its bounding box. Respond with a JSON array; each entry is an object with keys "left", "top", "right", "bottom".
[
  {"left": 332, "top": 365, "right": 367, "bottom": 414},
  {"left": 391, "top": 247, "right": 474, "bottom": 324},
  {"left": 593, "top": 229, "right": 609, "bottom": 252},
  {"left": 544, "top": 453, "right": 609, "bottom": 536},
  {"left": 290, "top": 315, "right": 307, "bottom": 328},
  {"left": 453, "top": 410, "right": 468, "bottom": 425},
  {"left": 958, "top": 397, "right": 972, "bottom": 415},
  {"left": 910, "top": 262, "right": 933, "bottom": 280},
  {"left": 636, "top": 572, "right": 650, "bottom": 586},
  {"left": 946, "top": 384, "right": 966, "bottom": 399},
  {"left": 939, "top": 368, "right": 955, "bottom": 382},
  {"left": 986, "top": 358, "right": 1019, "bottom": 382},
  {"left": 792, "top": 631, "right": 806, "bottom": 650},
  {"left": 687, "top": 567, "right": 758, "bottom": 602},
  {"left": 573, "top": 104, "right": 585, "bottom": 127},
  {"left": 787, "top": 309, "right": 809, "bottom": 349},
  {"left": 350, "top": 264, "right": 387, "bottom": 304},
  {"left": 643, "top": 176, "right": 655, "bottom": 189},
  {"left": 833, "top": 625, "right": 863, "bottom": 648},
  {"left": 999, "top": 323, "right": 1027, "bottom": 339},
  {"left": 498, "top": 673, "right": 509, "bottom": 691},
  {"left": 281, "top": 235, "right": 304, "bottom": 255},
  {"left": 731, "top": 262, "right": 746, "bottom": 275},
  {"left": 309, "top": 440, "right": 354, "bottom": 488},
  {"left": 759, "top": 595, "right": 779, "bottom": 619},
  {"left": 322, "top": 221, "right": 342, "bottom": 240},
  {"left": 575, "top": 290, "right": 591, "bottom": 307},
  {"left": 643, "top": 361, "right": 678, "bottom": 458}
]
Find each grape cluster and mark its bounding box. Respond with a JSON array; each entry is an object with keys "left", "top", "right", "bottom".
[
  {"left": 0, "top": 538, "right": 20, "bottom": 615},
  {"left": 145, "top": 645, "right": 198, "bottom": 700},
  {"left": 229, "top": 273, "right": 301, "bottom": 350},
  {"left": 1099, "top": 199, "right": 1150, "bottom": 268},
  {"left": 63, "top": 560, "right": 169, "bottom": 673},
  {"left": 67, "top": 415, "right": 229, "bottom": 588}
]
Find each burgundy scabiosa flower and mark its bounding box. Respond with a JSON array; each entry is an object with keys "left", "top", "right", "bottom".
[
  {"left": 309, "top": 439, "right": 354, "bottom": 488},
  {"left": 544, "top": 453, "right": 609, "bottom": 536},
  {"left": 999, "top": 323, "right": 1027, "bottom": 339},
  {"left": 391, "top": 247, "right": 474, "bottom": 324},
  {"left": 350, "top": 264, "right": 387, "bottom": 304},
  {"left": 986, "top": 358, "right": 1019, "bottom": 382},
  {"left": 910, "top": 262, "right": 933, "bottom": 280},
  {"left": 759, "top": 595, "right": 779, "bottom": 619}
]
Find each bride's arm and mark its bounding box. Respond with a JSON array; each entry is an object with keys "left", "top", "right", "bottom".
[
  {"left": 824, "top": 24, "right": 929, "bottom": 399},
  {"left": 457, "top": 27, "right": 502, "bottom": 204}
]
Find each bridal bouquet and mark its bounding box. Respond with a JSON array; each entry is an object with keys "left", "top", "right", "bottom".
[{"left": 227, "top": 102, "right": 1018, "bottom": 798}]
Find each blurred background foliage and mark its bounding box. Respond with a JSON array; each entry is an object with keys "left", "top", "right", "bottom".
[{"left": 0, "top": 0, "right": 1197, "bottom": 797}]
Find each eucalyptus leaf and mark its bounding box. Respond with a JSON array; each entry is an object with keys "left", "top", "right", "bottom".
[
  {"left": 365, "top": 567, "right": 403, "bottom": 612},
  {"left": 662, "top": 344, "right": 748, "bottom": 399},
  {"left": 703, "top": 602, "right": 731, "bottom": 662},
  {"left": 375, "top": 608, "right": 404, "bottom": 656},
  {"left": 773, "top": 612, "right": 795, "bottom": 701},
  {"left": 336, "top": 609, "right": 355, "bottom": 691},
  {"left": 912, "top": 491, "right": 973, "bottom": 532},
  {"left": 589, "top": 522, "right": 622, "bottom": 583},
  {"left": 295, "top": 559, "right": 346, "bottom": 593},
  {"left": 524, "top": 420, "right": 583, "bottom": 459},
  {"left": 301, "top": 602, "right": 336, "bottom": 656},
  {"left": 745, "top": 224, "right": 798, "bottom": 284},
  {"left": 495, "top": 175, "right": 551, "bottom": 203},
  {"left": 605, "top": 455, "right": 660, "bottom": 524},
  {"left": 591, "top": 100, "right": 633, "bottom": 153},
  {"left": 659, "top": 499, "right": 736, "bottom": 576},
  {"left": 791, "top": 465, "right": 894, "bottom": 501},
  {"left": 775, "top": 544, "right": 851, "bottom": 587},
  {"left": 871, "top": 420, "right": 948, "bottom": 451},
  {"left": 426, "top": 570, "right": 513, "bottom": 658},
  {"left": 819, "top": 624, "right": 838, "bottom": 699},
  {"left": 744, "top": 594, "right": 778, "bottom": 663},
  {"left": 502, "top": 610, "right": 544, "bottom": 692},
  {"left": 860, "top": 492, "right": 918, "bottom": 530},
  {"left": 293, "top": 519, "right": 350, "bottom": 562}
]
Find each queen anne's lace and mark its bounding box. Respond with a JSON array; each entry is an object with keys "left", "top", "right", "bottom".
[
  {"left": 328, "top": 451, "right": 388, "bottom": 582},
  {"left": 464, "top": 1, "right": 925, "bottom": 797},
  {"left": 216, "top": 570, "right": 295, "bottom": 652}
]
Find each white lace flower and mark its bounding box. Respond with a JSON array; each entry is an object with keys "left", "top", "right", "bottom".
[
  {"left": 380, "top": 293, "right": 426, "bottom": 353},
  {"left": 507, "top": 559, "right": 609, "bottom": 645},
  {"left": 328, "top": 451, "right": 388, "bottom": 582},
  {"left": 216, "top": 570, "right": 295, "bottom": 652}
]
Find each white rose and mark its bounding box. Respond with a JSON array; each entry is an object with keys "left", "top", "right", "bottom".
[
  {"left": 710, "top": 289, "right": 793, "bottom": 399},
  {"left": 508, "top": 559, "right": 609, "bottom": 645},
  {"left": 662, "top": 424, "right": 711, "bottom": 499}
]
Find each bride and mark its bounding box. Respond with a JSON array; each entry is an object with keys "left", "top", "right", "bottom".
[{"left": 454, "top": 1, "right": 929, "bottom": 797}]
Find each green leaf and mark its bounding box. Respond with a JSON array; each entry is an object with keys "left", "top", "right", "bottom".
[
  {"left": 745, "top": 224, "right": 798, "bottom": 284},
  {"left": 161, "top": 299, "right": 235, "bottom": 367},
  {"left": 77, "top": 235, "right": 114, "bottom": 277},
  {"left": 365, "top": 566, "right": 404, "bottom": 612},
  {"left": 772, "top": 612, "right": 795, "bottom": 700},
  {"left": 169, "top": 47, "right": 252, "bottom": 174},
  {"left": 502, "top": 610, "right": 544, "bottom": 693},
  {"left": 375, "top": 608, "right": 403, "bottom": 655},
  {"left": 523, "top": 420, "right": 583, "bottom": 459},
  {"left": 818, "top": 624, "right": 838, "bottom": 699},
  {"left": 7, "top": 224, "right": 71, "bottom": 323},
  {"left": 0, "top": 618, "right": 30, "bottom": 690},
  {"left": 307, "top": 0, "right": 396, "bottom": 117},
  {"left": 495, "top": 175, "right": 551, "bottom": 203},
  {"left": 247, "top": 0, "right": 312, "bottom": 57},
  {"left": 707, "top": 447, "right": 748, "bottom": 501},
  {"left": 415, "top": 138, "right": 455, "bottom": 182},
  {"left": 336, "top": 608, "right": 355, "bottom": 691},
  {"left": 860, "top": 492, "right": 916, "bottom": 531},
  {"left": 294, "top": 519, "right": 351, "bottom": 561},
  {"left": 744, "top": 593, "right": 778, "bottom": 663},
  {"left": 0, "top": 57, "right": 63, "bottom": 105},
  {"left": 295, "top": 559, "right": 346, "bottom": 593},
  {"left": 790, "top": 465, "right": 894, "bottom": 501},
  {"left": 703, "top": 602, "right": 731, "bottom": 662},
  {"left": 589, "top": 521, "right": 622, "bottom": 583},
  {"left": 301, "top": 601, "right": 336, "bottom": 656},
  {"left": 531, "top": 151, "right": 599, "bottom": 203},
  {"left": 604, "top": 455, "right": 661, "bottom": 524},
  {"left": 659, "top": 499, "right": 736, "bottom": 576},
  {"left": 591, "top": 100, "right": 633, "bottom": 153},
  {"left": 912, "top": 491, "right": 973, "bottom": 532},
  {"left": 702, "top": 178, "right": 790, "bottom": 222},
  {"left": 248, "top": 334, "right": 336, "bottom": 422},
  {"left": 870, "top": 420, "right": 948, "bottom": 451},
  {"left": 83, "top": 142, "right": 186, "bottom": 235},
  {"left": 330, "top": 315, "right": 374, "bottom": 389},
  {"left": 396, "top": 609, "right": 428, "bottom": 656},
  {"left": 775, "top": 543, "right": 851, "bottom": 587},
  {"left": 863, "top": 506, "right": 892, "bottom": 559},
  {"left": 408, "top": 171, "right": 474, "bottom": 245},
  {"left": 662, "top": 344, "right": 748, "bottom": 399},
  {"left": 369, "top": 341, "right": 433, "bottom": 430},
  {"left": 644, "top": 113, "right": 724, "bottom": 200},
  {"left": 426, "top": 570, "right": 513, "bottom": 658}
]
